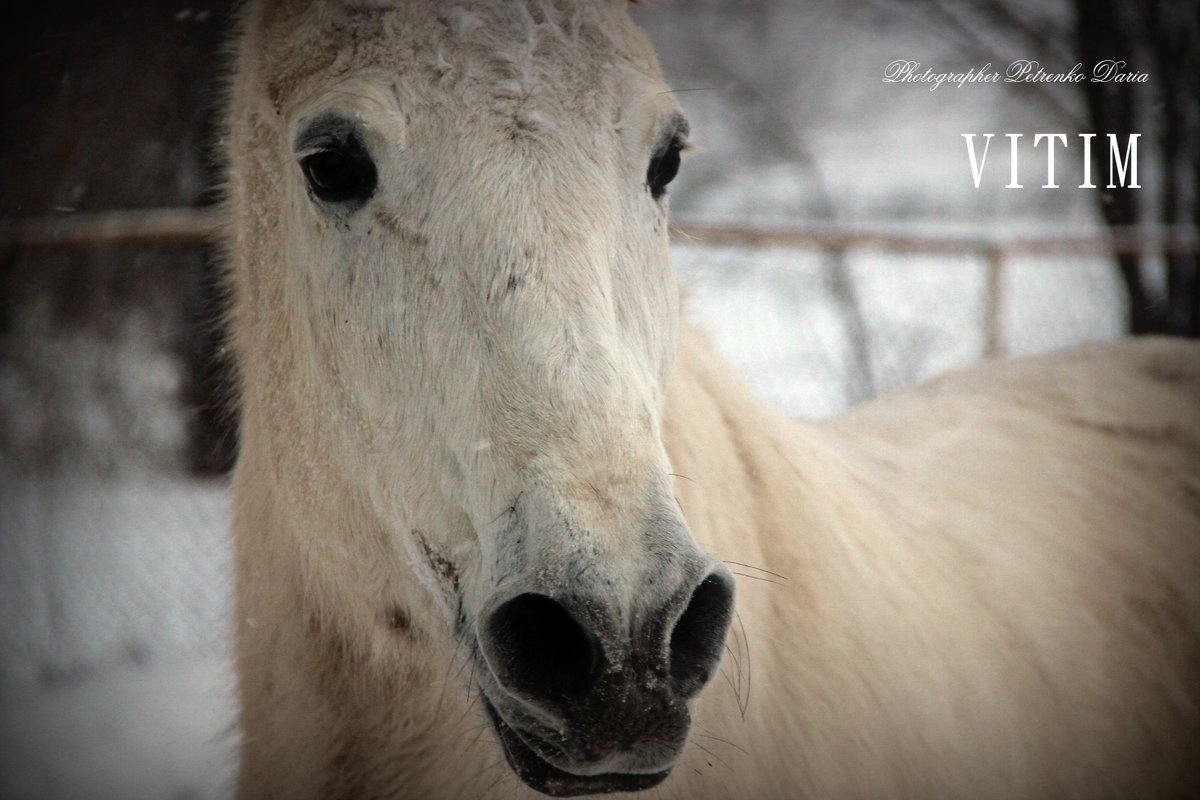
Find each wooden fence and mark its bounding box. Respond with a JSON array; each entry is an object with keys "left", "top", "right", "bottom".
[{"left": 4, "top": 208, "right": 1198, "bottom": 357}]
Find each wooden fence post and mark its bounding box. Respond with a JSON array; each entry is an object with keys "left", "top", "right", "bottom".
[{"left": 982, "top": 245, "right": 1004, "bottom": 358}]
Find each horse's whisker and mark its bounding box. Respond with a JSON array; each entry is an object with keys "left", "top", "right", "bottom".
[
  {"left": 730, "top": 570, "right": 787, "bottom": 586},
  {"left": 691, "top": 740, "right": 733, "bottom": 772},
  {"left": 694, "top": 729, "right": 749, "bottom": 756},
  {"left": 721, "top": 559, "right": 789, "bottom": 581}
]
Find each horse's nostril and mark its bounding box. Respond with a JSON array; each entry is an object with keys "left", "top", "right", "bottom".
[
  {"left": 481, "top": 593, "right": 602, "bottom": 705},
  {"left": 669, "top": 572, "right": 736, "bottom": 698}
]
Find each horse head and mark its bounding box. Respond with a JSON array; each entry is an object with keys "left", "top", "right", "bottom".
[{"left": 228, "top": 1, "right": 734, "bottom": 794}]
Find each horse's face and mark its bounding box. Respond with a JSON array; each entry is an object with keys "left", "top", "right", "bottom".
[{"left": 244, "top": 0, "right": 733, "bottom": 793}]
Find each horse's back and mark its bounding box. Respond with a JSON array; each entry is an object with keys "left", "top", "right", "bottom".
[
  {"left": 806, "top": 337, "right": 1200, "bottom": 796},
  {"left": 670, "top": 332, "right": 1200, "bottom": 798},
  {"left": 834, "top": 336, "right": 1200, "bottom": 450},
  {"left": 829, "top": 336, "right": 1200, "bottom": 538},
  {"left": 826, "top": 336, "right": 1200, "bottom": 624}
]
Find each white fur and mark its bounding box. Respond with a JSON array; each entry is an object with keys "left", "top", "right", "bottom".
[{"left": 224, "top": 1, "right": 1200, "bottom": 797}]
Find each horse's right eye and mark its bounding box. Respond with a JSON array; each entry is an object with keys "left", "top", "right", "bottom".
[
  {"left": 303, "top": 151, "right": 356, "bottom": 194},
  {"left": 647, "top": 137, "right": 683, "bottom": 200},
  {"left": 300, "top": 144, "right": 377, "bottom": 207}
]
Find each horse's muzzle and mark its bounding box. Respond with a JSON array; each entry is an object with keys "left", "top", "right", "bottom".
[{"left": 476, "top": 562, "right": 736, "bottom": 796}]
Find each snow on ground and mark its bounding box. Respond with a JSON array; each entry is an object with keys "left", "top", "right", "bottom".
[
  {"left": 0, "top": 474, "right": 234, "bottom": 800},
  {"left": 0, "top": 653, "right": 234, "bottom": 800},
  {"left": 674, "top": 243, "right": 1124, "bottom": 417},
  {"left": 0, "top": 474, "right": 231, "bottom": 687}
]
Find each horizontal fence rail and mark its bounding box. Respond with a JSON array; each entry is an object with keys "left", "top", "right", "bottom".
[
  {"left": 3, "top": 207, "right": 1197, "bottom": 364},
  {"left": 0, "top": 208, "right": 223, "bottom": 249},
  {"left": 669, "top": 219, "right": 1200, "bottom": 257},
  {"left": 2, "top": 207, "right": 1199, "bottom": 256}
]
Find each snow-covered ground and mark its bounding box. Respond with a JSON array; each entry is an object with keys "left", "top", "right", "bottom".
[
  {"left": 675, "top": 243, "right": 1124, "bottom": 416},
  {"left": 0, "top": 475, "right": 234, "bottom": 800},
  {"left": 0, "top": 652, "right": 234, "bottom": 800}
]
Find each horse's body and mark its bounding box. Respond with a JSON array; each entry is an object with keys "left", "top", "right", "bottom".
[{"left": 224, "top": 1, "right": 1200, "bottom": 797}]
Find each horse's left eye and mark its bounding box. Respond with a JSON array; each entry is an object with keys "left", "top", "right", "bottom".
[
  {"left": 647, "top": 136, "right": 684, "bottom": 200},
  {"left": 297, "top": 123, "right": 378, "bottom": 209}
]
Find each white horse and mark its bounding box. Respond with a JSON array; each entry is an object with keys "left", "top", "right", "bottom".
[{"left": 223, "top": 1, "right": 1200, "bottom": 797}]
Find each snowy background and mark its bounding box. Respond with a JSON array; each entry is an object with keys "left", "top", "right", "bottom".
[{"left": 0, "top": 1, "right": 1139, "bottom": 798}]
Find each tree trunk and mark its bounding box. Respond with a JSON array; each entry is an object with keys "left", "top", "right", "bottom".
[
  {"left": 1141, "top": 0, "right": 1200, "bottom": 337},
  {"left": 1073, "top": 0, "right": 1166, "bottom": 334}
]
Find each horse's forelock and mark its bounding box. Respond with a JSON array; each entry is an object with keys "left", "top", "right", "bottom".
[
  {"left": 246, "top": 0, "right": 660, "bottom": 123},
  {"left": 255, "top": 0, "right": 641, "bottom": 18}
]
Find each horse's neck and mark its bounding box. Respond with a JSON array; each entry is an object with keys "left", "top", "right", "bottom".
[
  {"left": 657, "top": 324, "right": 864, "bottom": 797},
  {"left": 663, "top": 323, "right": 841, "bottom": 573}
]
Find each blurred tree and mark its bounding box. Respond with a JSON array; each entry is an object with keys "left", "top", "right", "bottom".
[
  {"left": 863, "top": 0, "right": 1200, "bottom": 337},
  {"left": 637, "top": 1, "right": 880, "bottom": 403},
  {"left": 0, "top": 0, "right": 238, "bottom": 474}
]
